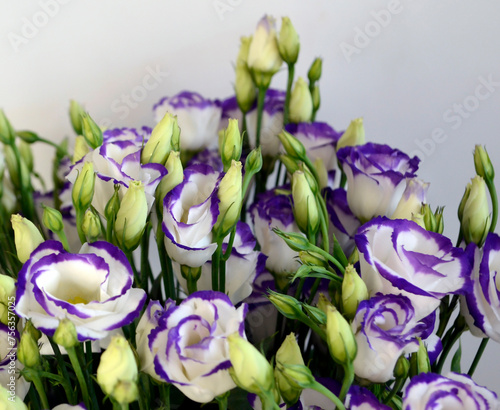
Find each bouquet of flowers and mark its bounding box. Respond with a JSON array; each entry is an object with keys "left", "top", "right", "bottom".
[{"left": 1, "top": 14, "right": 499, "bottom": 410}]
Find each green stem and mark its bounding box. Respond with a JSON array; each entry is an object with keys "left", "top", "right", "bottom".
[
  {"left": 211, "top": 239, "right": 223, "bottom": 292},
  {"left": 436, "top": 295, "right": 459, "bottom": 339},
  {"left": 241, "top": 114, "right": 249, "bottom": 152},
  {"left": 468, "top": 338, "right": 489, "bottom": 376},
  {"left": 160, "top": 383, "right": 171, "bottom": 409},
  {"left": 311, "top": 380, "right": 345, "bottom": 410},
  {"left": 383, "top": 376, "right": 407, "bottom": 404},
  {"left": 283, "top": 63, "right": 295, "bottom": 125},
  {"left": 76, "top": 210, "right": 87, "bottom": 244},
  {"left": 219, "top": 254, "right": 226, "bottom": 295},
  {"left": 140, "top": 224, "right": 152, "bottom": 292},
  {"left": 31, "top": 371, "right": 50, "bottom": 409},
  {"left": 434, "top": 323, "right": 465, "bottom": 374},
  {"left": 48, "top": 339, "right": 76, "bottom": 404},
  {"left": 306, "top": 278, "right": 321, "bottom": 305},
  {"left": 126, "top": 251, "right": 140, "bottom": 287},
  {"left": 156, "top": 219, "right": 175, "bottom": 300},
  {"left": 67, "top": 347, "right": 91, "bottom": 410},
  {"left": 339, "top": 363, "right": 355, "bottom": 402},
  {"left": 486, "top": 178, "right": 498, "bottom": 232},
  {"left": 255, "top": 86, "right": 268, "bottom": 148}
]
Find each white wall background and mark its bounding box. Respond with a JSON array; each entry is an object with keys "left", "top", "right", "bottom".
[{"left": 2, "top": 0, "right": 500, "bottom": 394}]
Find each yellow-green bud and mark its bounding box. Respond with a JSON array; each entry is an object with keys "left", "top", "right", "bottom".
[
  {"left": 289, "top": 77, "right": 313, "bottom": 124},
  {"left": 307, "top": 57, "right": 323, "bottom": 84},
  {"left": 461, "top": 176, "right": 491, "bottom": 246},
  {"left": 0, "top": 384, "right": 28, "bottom": 409},
  {"left": 299, "top": 250, "right": 328, "bottom": 268},
  {"left": 279, "top": 154, "right": 299, "bottom": 175},
  {"left": 434, "top": 206, "right": 444, "bottom": 235},
  {"left": 11, "top": 214, "right": 44, "bottom": 263},
  {"left": 235, "top": 64, "right": 256, "bottom": 114},
  {"left": 72, "top": 162, "right": 95, "bottom": 212},
  {"left": 115, "top": 181, "right": 148, "bottom": 251},
  {"left": 458, "top": 184, "right": 471, "bottom": 222},
  {"left": 81, "top": 112, "right": 103, "bottom": 149},
  {"left": 216, "top": 160, "right": 243, "bottom": 236},
  {"left": 0, "top": 275, "right": 15, "bottom": 325},
  {"left": 325, "top": 304, "right": 357, "bottom": 365},
  {"left": 112, "top": 381, "right": 139, "bottom": 405},
  {"left": 18, "top": 140, "right": 33, "bottom": 173},
  {"left": 421, "top": 204, "right": 437, "bottom": 232},
  {"left": 311, "top": 85, "right": 320, "bottom": 113},
  {"left": 394, "top": 355, "right": 410, "bottom": 380},
  {"left": 299, "top": 163, "right": 319, "bottom": 195},
  {"left": 227, "top": 333, "right": 274, "bottom": 395},
  {"left": 155, "top": 151, "right": 184, "bottom": 210},
  {"left": 474, "top": 145, "right": 495, "bottom": 182},
  {"left": 317, "top": 293, "right": 333, "bottom": 316},
  {"left": 336, "top": 118, "right": 365, "bottom": 150},
  {"left": 82, "top": 209, "right": 102, "bottom": 242},
  {"left": 73, "top": 135, "right": 90, "bottom": 164},
  {"left": 69, "top": 100, "right": 85, "bottom": 135},
  {"left": 277, "top": 130, "right": 306, "bottom": 161},
  {"left": 220, "top": 119, "right": 242, "bottom": 170},
  {"left": 275, "top": 333, "right": 304, "bottom": 406},
  {"left": 4, "top": 145, "right": 30, "bottom": 190},
  {"left": 237, "top": 36, "right": 252, "bottom": 66},
  {"left": 268, "top": 291, "right": 303, "bottom": 320},
  {"left": 0, "top": 109, "right": 16, "bottom": 144},
  {"left": 170, "top": 117, "right": 181, "bottom": 152},
  {"left": 17, "top": 131, "right": 40, "bottom": 144},
  {"left": 245, "top": 147, "right": 263, "bottom": 176},
  {"left": 141, "top": 112, "right": 176, "bottom": 165},
  {"left": 342, "top": 264, "right": 368, "bottom": 319},
  {"left": 411, "top": 213, "right": 426, "bottom": 229},
  {"left": 42, "top": 205, "right": 64, "bottom": 233},
  {"left": 97, "top": 335, "right": 138, "bottom": 404},
  {"left": 18, "top": 331, "right": 40, "bottom": 368},
  {"left": 276, "top": 363, "right": 316, "bottom": 391},
  {"left": 105, "top": 184, "right": 121, "bottom": 223},
  {"left": 53, "top": 318, "right": 79, "bottom": 349},
  {"left": 314, "top": 158, "right": 328, "bottom": 190},
  {"left": 409, "top": 338, "right": 431, "bottom": 377},
  {"left": 292, "top": 170, "right": 319, "bottom": 235},
  {"left": 278, "top": 17, "right": 300, "bottom": 65},
  {"left": 271, "top": 229, "right": 310, "bottom": 252},
  {"left": 24, "top": 320, "right": 41, "bottom": 342}
]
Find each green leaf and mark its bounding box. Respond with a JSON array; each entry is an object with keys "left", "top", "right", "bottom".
[{"left": 451, "top": 339, "right": 462, "bottom": 373}]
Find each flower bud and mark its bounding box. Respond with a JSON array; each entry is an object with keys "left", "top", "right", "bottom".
[
  {"left": 299, "top": 250, "right": 328, "bottom": 268},
  {"left": 336, "top": 118, "right": 365, "bottom": 150},
  {"left": 237, "top": 36, "right": 252, "bottom": 66},
  {"left": 245, "top": 147, "right": 263, "bottom": 176},
  {"left": 115, "top": 181, "right": 148, "bottom": 251},
  {"left": 42, "top": 205, "right": 64, "bottom": 234},
  {"left": 271, "top": 228, "right": 310, "bottom": 252},
  {"left": 278, "top": 17, "right": 300, "bottom": 65},
  {"left": 227, "top": 333, "right": 274, "bottom": 395},
  {"left": 411, "top": 213, "right": 426, "bottom": 229},
  {"left": 394, "top": 355, "right": 410, "bottom": 380},
  {"left": 289, "top": 77, "right": 313, "bottom": 124},
  {"left": 317, "top": 292, "right": 333, "bottom": 316},
  {"left": 461, "top": 176, "right": 491, "bottom": 246},
  {"left": 421, "top": 204, "right": 437, "bottom": 232},
  {"left": 276, "top": 363, "right": 316, "bottom": 390},
  {"left": 409, "top": 338, "right": 431, "bottom": 377},
  {"left": 277, "top": 130, "right": 306, "bottom": 161},
  {"left": 141, "top": 112, "right": 176, "bottom": 165},
  {"left": 105, "top": 184, "right": 121, "bottom": 223},
  {"left": 215, "top": 160, "right": 242, "bottom": 236},
  {"left": 97, "top": 335, "right": 138, "bottom": 404},
  {"left": 24, "top": 320, "right": 41, "bottom": 342},
  {"left": 434, "top": 206, "right": 444, "bottom": 235},
  {"left": 275, "top": 333, "right": 304, "bottom": 406},
  {"left": 82, "top": 209, "right": 102, "bottom": 242},
  {"left": 235, "top": 64, "right": 256, "bottom": 114},
  {"left": 0, "top": 109, "right": 16, "bottom": 144},
  {"left": 80, "top": 112, "right": 103, "bottom": 149},
  {"left": 474, "top": 145, "right": 494, "bottom": 182},
  {"left": 53, "top": 318, "right": 79, "bottom": 349},
  {"left": 18, "top": 331, "right": 40, "bottom": 368},
  {"left": 220, "top": 119, "right": 242, "bottom": 171},
  {"left": 292, "top": 170, "right": 319, "bottom": 235},
  {"left": 155, "top": 151, "right": 183, "bottom": 209},
  {"left": 307, "top": 57, "right": 323, "bottom": 84},
  {"left": 325, "top": 304, "right": 357, "bottom": 365},
  {"left": 170, "top": 117, "right": 181, "bottom": 152},
  {"left": 4, "top": 145, "right": 30, "bottom": 190},
  {"left": 341, "top": 264, "right": 368, "bottom": 319},
  {"left": 112, "top": 381, "right": 139, "bottom": 405},
  {"left": 11, "top": 214, "right": 44, "bottom": 263},
  {"left": 18, "top": 140, "right": 33, "bottom": 173},
  {"left": 72, "top": 135, "right": 90, "bottom": 164},
  {"left": 314, "top": 157, "right": 328, "bottom": 190},
  {"left": 72, "top": 162, "right": 95, "bottom": 212},
  {"left": 0, "top": 275, "right": 15, "bottom": 324},
  {"left": 279, "top": 154, "right": 299, "bottom": 175},
  {"left": 69, "top": 100, "right": 85, "bottom": 135},
  {"left": 311, "top": 85, "right": 320, "bottom": 113},
  {"left": 268, "top": 290, "right": 304, "bottom": 320}
]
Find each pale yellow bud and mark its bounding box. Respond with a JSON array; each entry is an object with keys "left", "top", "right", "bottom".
[
  {"left": 155, "top": 151, "right": 183, "bottom": 208},
  {"left": 82, "top": 209, "right": 102, "bottom": 242},
  {"left": 289, "top": 77, "right": 313, "bottom": 124},
  {"left": 115, "top": 181, "right": 148, "bottom": 250},
  {"left": 337, "top": 118, "right": 365, "bottom": 150},
  {"left": 325, "top": 305, "right": 357, "bottom": 365},
  {"left": 72, "top": 135, "right": 90, "bottom": 164},
  {"left": 69, "top": 100, "right": 85, "bottom": 135},
  {"left": 292, "top": 170, "right": 319, "bottom": 235},
  {"left": 342, "top": 264, "right": 368, "bottom": 319},
  {"left": 0, "top": 275, "right": 15, "bottom": 325},
  {"left": 411, "top": 213, "right": 426, "bottom": 229},
  {"left": 141, "top": 112, "right": 176, "bottom": 165},
  {"left": 11, "top": 214, "right": 44, "bottom": 263},
  {"left": 216, "top": 160, "right": 242, "bottom": 236},
  {"left": 53, "top": 318, "right": 78, "bottom": 349},
  {"left": 462, "top": 175, "right": 491, "bottom": 246},
  {"left": 275, "top": 333, "right": 304, "bottom": 406},
  {"left": 18, "top": 332, "right": 40, "bottom": 368},
  {"left": 72, "top": 162, "right": 95, "bottom": 212},
  {"left": 220, "top": 119, "right": 242, "bottom": 170},
  {"left": 235, "top": 64, "right": 257, "bottom": 114},
  {"left": 278, "top": 17, "right": 300, "bottom": 64},
  {"left": 474, "top": 145, "right": 494, "bottom": 181},
  {"left": 314, "top": 158, "right": 328, "bottom": 190},
  {"left": 237, "top": 36, "right": 252, "bottom": 66},
  {"left": 80, "top": 112, "right": 103, "bottom": 149}
]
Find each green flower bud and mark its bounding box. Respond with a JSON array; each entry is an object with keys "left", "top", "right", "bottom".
[
  {"left": 220, "top": 119, "right": 242, "bottom": 170},
  {"left": 336, "top": 118, "right": 365, "bottom": 150},
  {"left": 325, "top": 304, "right": 357, "bottom": 365},
  {"left": 18, "top": 140, "right": 33, "bottom": 173},
  {"left": 81, "top": 112, "right": 103, "bottom": 149},
  {"left": 292, "top": 170, "right": 319, "bottom": 235},
  {"left": 82, "top": 209, "right": 102, "bottom": 242},
  {"left": 421, "top": 204, "right": 437, "bottom": 232},
  {"left": 299, "top": 250, "right": 328, "bottom": 268},
  {"left": 16, "top": 131, "right": 40, "bottom": 144},
  {"left": 53, "top": 318, "right": 79, "bottom": 349},
  {"left": 278, "top": 17, "right": 300, "bottom": 65},
  {"left": 237, "top": 36, "right": 252, "bottom": 66},
  {"left": 170, "top": 116, "right": 181, "bottom": 152},
  {"left": 24, "top": 320, "right": 41, "bottom": 342},
  {"left": 311, "top": 85, "right": 320, "bottom": 113},
  {"left": 268, "top": 290, "right": 304, "bottom": 320},
  {"left": 275, "top": 333, "right": 304, "bottom": 406},
  {"left": 105, "top": 184, "right": 121, "bottom": 223},
  {"left": 115, "top": 181, "right": 148, "bottom": 251},
  {"left": 42, "top": 205, "right": 64, "bottom": 234},
  {"left": 271, "top": 228, "right": 310, "bottom": 252},
  {"left": 0, "top": 275, "right": 15, "bottom": 325},
  {"left": 307, "top": 57, "right": 323, "bottom": 84},
  {"left": 409, "top": 338, "right": 431, "bottom": 377},
  {"left": 245, "top": 147, "right": 263, "bottom": 176},
  {"left": 216, "top": 160, "right": 242, "bottom": 236},
  {"left": 411, "top": 213, "right": 426, "bottom": 229},
  {"left": 474, "top": 145, "right": 495, "bottom": 182},
  {"left": 0, "top": 109, "right": 16, "bottom": 144},
  {"left": 141, "top": 112, "right": 176, "bottom": 165},
  {"left": 461, "top": 176, "right": 491, "bottom": 246},
  {"left": 112, "top": 380, "right": 139, "bottom": 405},
  {"left": 434, "top": 206, "right": 444, "bottom": 235},
  {"left": 72, "top": 135, "right": 90, "bottom": 164},
  {"left": 342, "top": 264, "right": 368, "bottom": 319},
  {"left": 289, "top": 77, "right": 313, "bottom": 124},
  {"left": 279, "top": 154, "right": 299, "bottom": 175},
  {"left": 235, "top": 64, "right": 256, "bottom": 114},
  {"left": 458, "top": 184, "right": 471, "bottom": 222},
  {"left": 11, "top": 214, "right": 44, "bottom": 263},
  {"left": 72, "top": 162, "right": 95, "bottom": 212},
  {"left": 155, "top": 151, "right": 183, "bottom": 210},
  {"left": 4, "top": 145, "right": 30, "bottom": 190},
  {"left": 314, "top": 158, "right": 328, "bottom": 190},
  {"left": 97, "top": 335, "right": 138, "bottom": 404},
  {"left": 317, "top": 292, "right": 333, "bottom": 316},
  {"left": 276, "top": 363, "right": 316, "bottom": 391},
  {"left": 227, "top": 333, "right": 274, "bottom": 395},
  {"left": 277, "top": 130, "right": 306, "bottom": 161},
  {"left": 69, "top": 100, "right": 85, "bottom": 135},
  {"left": 394, "top": 355, "right": 410, "bottom": 380},
  {"left": 18, "top": 331, "right": 40, "bottom": 368}
]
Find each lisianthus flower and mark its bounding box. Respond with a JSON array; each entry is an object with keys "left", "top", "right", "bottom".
[
  {"left": 187, "top": 148, "right": 223, "bottom": 173},
  {"left": 219, "top": 96, "right": 243, "bottom": 133},
  {"left": 356, "top": 217, "right": 471, "bottom": 320},
  {"left": 15, "top": 240, "right": 146, "bottom": 341},
  {"left": 461, "top": 233, "right": 500, "bottom": 342},
  {"left": 153, "top": 91, "right": 222, "bottom": 151},
  {"left": 149, "top": 291, "right": 247, "bottom": 403},
  {"left": 337, "top": 143, "right": 420, "bottom": 222},
  {"left": 345, "top": 385, "right": 391, "bottom": 410},
  {"left": 403, "top": 372, "right": 499, "bottom": 409}
]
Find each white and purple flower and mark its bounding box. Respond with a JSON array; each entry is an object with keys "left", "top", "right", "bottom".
[
  {"left": 15, "top": 240, "right": 146, "bottom": 341},
  {"left": 153, "top": 91, "right": 222, "bottom": 151},
  {"left": 403, "top": 372, "right": 499, "bottom": 409},
  {"left": 356, "top": 217, "right": 471, "bottom": 320},
  {"left": 149, "top": 291, "right": 247, "bottom": 403},
  {"left": 337, "top": 143, "right": 420, "bottom": 222}
]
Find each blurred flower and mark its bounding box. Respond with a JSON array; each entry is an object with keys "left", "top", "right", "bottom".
[
  {"left": 11, "top": 214, "right": 44, "bottom": 263},
  {"left": 336, "top": 118, "right": 365, "bottom": 150},
  {"left": 288, "top": 77, "right": 312, "bottom": 123},
  {"left": 278, "top": 17, "right": 300, "bottom": 64}
]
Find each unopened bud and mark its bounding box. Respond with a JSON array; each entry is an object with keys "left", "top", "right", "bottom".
[
  {"left": 220, "top": 119, "right": 242, "bottom": 171},
  {"left": 271, "top": 228, "right": 310, "bottom": 252},
  {"left": 0, "top": 275, "right": 15, "bottom": 325},
  {"left": 307, "top": 58, "right": 322, "bottom": 84},
  {"left": 18, "top": 332, "right": 40, "bottom": 368},
  {"left": 11, "top": 214, "right": 44, "bottom": 263},
  {"left": 141, "top": 112, "right": 176, "bottom": 165},
  {"left": 244, "top": 146, "right": 263, "bottom": 176},
  {"left": 268, "top": 290, "right": 303, "bottom": 320},
  {"left": 73, "top": 135, "right": 90, "bottom": 164},
  {"left": 342, "top": 264, "right": 368, "bottom": 319},
  {"left": 394, "top": 355, "right": 410, "bottom": 380},
  {"left": 235, "top": 64, "right": 256, "bottom": 114},
  {"left": 18, "top": 140, "right": 33, "bottom": 173},
  {"left": 336, "top": 118, "right": 365, "bottom": 150},
  {"left": 474, "top": 145, "right": 494, "bottom": 182},
  {"left": 275, "top": 333, "right": 304, "bottom": 406},
  {"left": 72, "top": 162, "right": 95, "bottom": 212},
  {"left": 81, "top": 112, "right": 103, "bottom": 149},
  {"left": 292, "top": 170, "right": 319, "bottom": 235},
  {"left": 53, "top": 318, "right": 79, "bottom": 349},
  {"left": 155, "top": 151, "right": 183, "bottom": 209},
  {"left": 409, "top": 338, "right": 431, "bottom": 377},
  {"left": 461, "top": 176, "right": 491, "bottom": 246},
  {"left": 289, "top": 77, "right": 313, "bottom": 124},
  {"left": 105, "top": 184, "right": 121, "bottom": 223},
  {"left": 0, "top": 109, "right": 16, "bottom": 144},
  {"left": 42, "top": 205, "right": 64, "bottom": 234},
  {"left": 69, "top": 100, "right": 85, "bottom": 135},
  {"left": 311, "top": 85, "right": 320, "bottom": 113},
  {"left": 82, "top": 209, "right": 102, "bottom": 242},
  {"left": 278, "top": 17, "right": 300, "bottom": 65},
  {"left": 216, "top": 160, "right": 242, "bottom": 236},
  {"left": 277, "top": 130, "right": 306, "bottom": 161},
  {"left": 325, "top": 304, "right": 357, "bottom": 365}
]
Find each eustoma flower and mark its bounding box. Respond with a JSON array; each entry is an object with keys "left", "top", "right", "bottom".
[
  {"left": 356, "top": 217, "right": 471, "bottom": 320},
  {"left": 153, "top": 91, "right": 222, "bottom": 151},
  {"left": 403, "top": 372, "right": 499, "bottom": 409},
  {"left": 149, "top": 291, "right": 247, "bottom": 403},
  {"left": 15, "top": 240, "right": 146, "bottom": 340},
  {"left": 461, "top": 233, "right": 500, "bottom": 342},
  {"left": 337, "top": 143, "right": 420, "bottom": 222}
]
